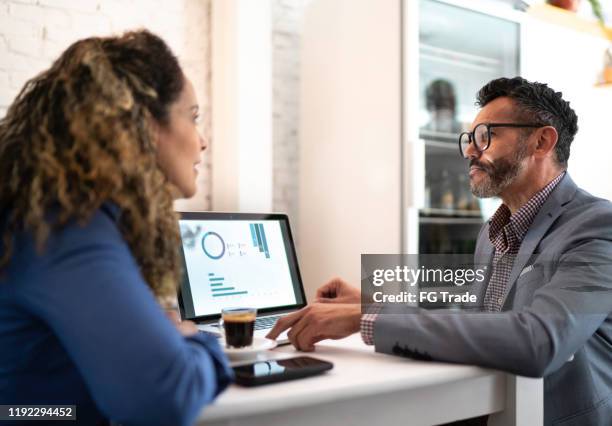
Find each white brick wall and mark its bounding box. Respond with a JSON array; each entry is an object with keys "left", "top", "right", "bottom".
[
  {"left": 271, "top": 0, "right": 310, "bottom": 233},
  {"left": 0, "top": 0, "right": 212, "bottom": 210},
  {"left": 0, "top": 0, "right": 309, "bottom": 216}
]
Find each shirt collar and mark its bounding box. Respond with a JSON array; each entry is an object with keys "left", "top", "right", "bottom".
[{"left": 488, "top": 171, "right": 565, "bottom": 245}]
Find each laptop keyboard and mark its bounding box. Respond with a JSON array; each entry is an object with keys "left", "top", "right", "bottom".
[{"left": 254, "top": 315, "right": 280, "bottom": 330}]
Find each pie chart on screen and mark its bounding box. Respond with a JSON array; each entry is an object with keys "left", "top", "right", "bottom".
[{"left": 202, "top": 231, "right": 226, "bottom": 260}]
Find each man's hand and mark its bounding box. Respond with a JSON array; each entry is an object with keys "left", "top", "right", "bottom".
[
  {"left": 315, "top": 277, "right": 361, "bottom": 304},
  {"left": 166, "top": 309, "right": 199, "bottom": 337},
  {"left": 266, "top": 303, "right": 361, "bottom": 351}
]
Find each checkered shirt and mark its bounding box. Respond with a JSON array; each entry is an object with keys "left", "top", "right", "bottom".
[
  {"left": 360, "top": 172, "right": 566, "bottom": 344},
  {"left": 483, "top": 172, "right": 565, "bottom": 311},
  {"left": 360, "top": 307, "right": 380, "bottom": 345}
]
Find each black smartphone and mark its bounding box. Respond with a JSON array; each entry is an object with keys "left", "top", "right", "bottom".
[{"left": 232, "top": 356, "right": 334, "bottom": 387}]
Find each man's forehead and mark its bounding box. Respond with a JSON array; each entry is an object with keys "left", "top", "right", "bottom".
[{"left": 472, "top": 97, "right": 518, "bottom": 126}]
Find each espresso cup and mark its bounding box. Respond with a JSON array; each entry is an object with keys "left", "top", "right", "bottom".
[{"left": 220, "top": 307, "right": 257, "bottom": 348}]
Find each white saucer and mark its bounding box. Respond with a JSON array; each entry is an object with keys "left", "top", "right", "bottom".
[{"left": 221, "top": 337, "right": 277, "bottom": 360}]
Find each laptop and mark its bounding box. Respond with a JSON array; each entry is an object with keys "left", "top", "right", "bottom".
[{"left": 176, "top": 212, "right": 307, "bottom": 345}]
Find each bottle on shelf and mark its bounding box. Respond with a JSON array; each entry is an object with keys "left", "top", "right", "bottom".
[
  {"left": 424, "top": 171, "right": 432, "bottom": 209},
  {"left": 469, "top": 194, "right": 481, "bottom": 213},
  {"left": 439, "top": 169, "right": 454, "bottom": 211},
  {"left": 455, "top": 173, "right": 470, "bottom": 211}
]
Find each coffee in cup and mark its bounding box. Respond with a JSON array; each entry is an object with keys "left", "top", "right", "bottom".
[{"left": 220, "top": 307, "right": 257, "bottom": 348}]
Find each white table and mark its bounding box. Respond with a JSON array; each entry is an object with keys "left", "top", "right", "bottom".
[{"left": 197, "top": 334, "right": 543, "bottom": 426}]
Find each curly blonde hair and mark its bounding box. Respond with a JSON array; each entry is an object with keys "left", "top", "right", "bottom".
[{"left": 0, "top": 30, "right": 187, "bottom": 297}]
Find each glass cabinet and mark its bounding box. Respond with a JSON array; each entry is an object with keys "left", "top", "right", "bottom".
[{"left": 417, "top": 0, "right": 520, "bottom": 254}]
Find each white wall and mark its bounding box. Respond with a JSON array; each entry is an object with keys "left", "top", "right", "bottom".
[
  {"left": 271, "top": 0, "right": 311, "bottom": 232},
  {"left": 298, "top": 0, "right": 402, "bottom": 298},
  {"left": 211, "top": 0, "right": 273, "bottom": 213},
  {"left": 521, "top": 13, "right": 612, "bottom": 201},
  {"left": 0, "top": 0, "right": 213, "bottom": 210},
  {"left": 0, "top": 0, "right": 309, "bottom": 216}
]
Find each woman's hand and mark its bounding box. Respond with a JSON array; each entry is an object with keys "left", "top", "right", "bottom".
[
  {"left": 166, "top": 309, "right": 199, "bottom": 337},
  {"left": 315, "top": 277, "right": 361, "bottom": 304}
]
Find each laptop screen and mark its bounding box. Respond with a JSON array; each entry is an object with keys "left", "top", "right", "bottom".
[{"left": 177, "top": 212, "right": 306, "bottom": 321}]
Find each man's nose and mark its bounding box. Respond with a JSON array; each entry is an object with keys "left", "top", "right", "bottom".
[{"left": 464, "top": 138, "right": 480, "bottom": 160}]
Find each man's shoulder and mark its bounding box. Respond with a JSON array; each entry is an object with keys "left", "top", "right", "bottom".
[
  {"left": 545, "top": 185, "right": 612, "bottom": 249},
  {"left": 563, "top": 186, "right": 612, "bottom": 223},
  {"left": 474, "top": 183, "right": 612, "bottom": 254}
]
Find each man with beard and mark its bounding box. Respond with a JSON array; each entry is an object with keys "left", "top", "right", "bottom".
[{"left": 268, "top": 77, "right": 612, "bottom": 425}]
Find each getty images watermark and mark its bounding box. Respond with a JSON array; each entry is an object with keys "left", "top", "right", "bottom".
[{"left": 360, "top": 254, "right": 612, "bottom": 314}]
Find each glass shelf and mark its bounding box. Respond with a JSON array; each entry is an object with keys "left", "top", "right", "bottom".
[
  {"left": 417, "top": 0, "right": 519, "bottom": 255},
  {"left": 420, "top": 217, "right": 484, "bottom": 225},
  {"left": 420, "top": 43, "right": 501, "bottom": 73},
  {"left": 420, "top": 208, "right": 481, "bottom": 218},
  {"left": 420, "top": 129, "right": 458, "bottom": 143}
]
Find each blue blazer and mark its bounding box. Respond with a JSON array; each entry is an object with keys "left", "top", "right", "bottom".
[{"left": 0, "top": 205, "right": 233, "bottom": 426}]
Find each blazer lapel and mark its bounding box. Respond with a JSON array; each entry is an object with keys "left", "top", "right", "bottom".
[
  {"left": 473, "top": 224, "right": 494, "bottom": 306},
  {"left": 474, "top": 224, "right": 494, "bottom": 267},
  {"left": 500, "top": 174, "right": 578, "bottom": 306}
]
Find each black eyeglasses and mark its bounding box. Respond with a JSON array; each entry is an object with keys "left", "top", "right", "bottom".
[{"left": 458, "top": 123, "right": 543, "bottom": 158}]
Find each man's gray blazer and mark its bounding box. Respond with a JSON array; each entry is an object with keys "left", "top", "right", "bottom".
[{"left": 374, "top": 174, "right": 612, "bottom": 425}]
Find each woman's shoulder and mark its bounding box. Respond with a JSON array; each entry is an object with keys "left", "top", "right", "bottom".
[
  {"left": 7, "top": 203, "right": 132, "bottom": 281},
  {"left": 1, "top": 204, "right": 140, "bottom": 319},
  {"left": 29, "top": 204, "right": 126, "bottom": 260}
]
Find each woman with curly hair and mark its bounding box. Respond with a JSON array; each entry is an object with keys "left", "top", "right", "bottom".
[{"left": 0, "top": 30, "right": 232, "bottom": 426}]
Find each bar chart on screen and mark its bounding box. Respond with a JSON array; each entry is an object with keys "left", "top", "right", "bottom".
[
  {"left": 249, "top": 223, "right": 270, "bottom": 259},
  {"left": 179, "top": 220, "right": 297, "bottom": 316},
  {"left": 208, "top": 272, "right": 249, "bottom": 298}
]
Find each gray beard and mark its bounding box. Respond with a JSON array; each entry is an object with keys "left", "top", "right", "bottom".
[
  {"left": 471, "top": 168, "right": 519, "bottom": 198},
  {"left": 470, "top": 149, "right": 527, "bottom": 198}
]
